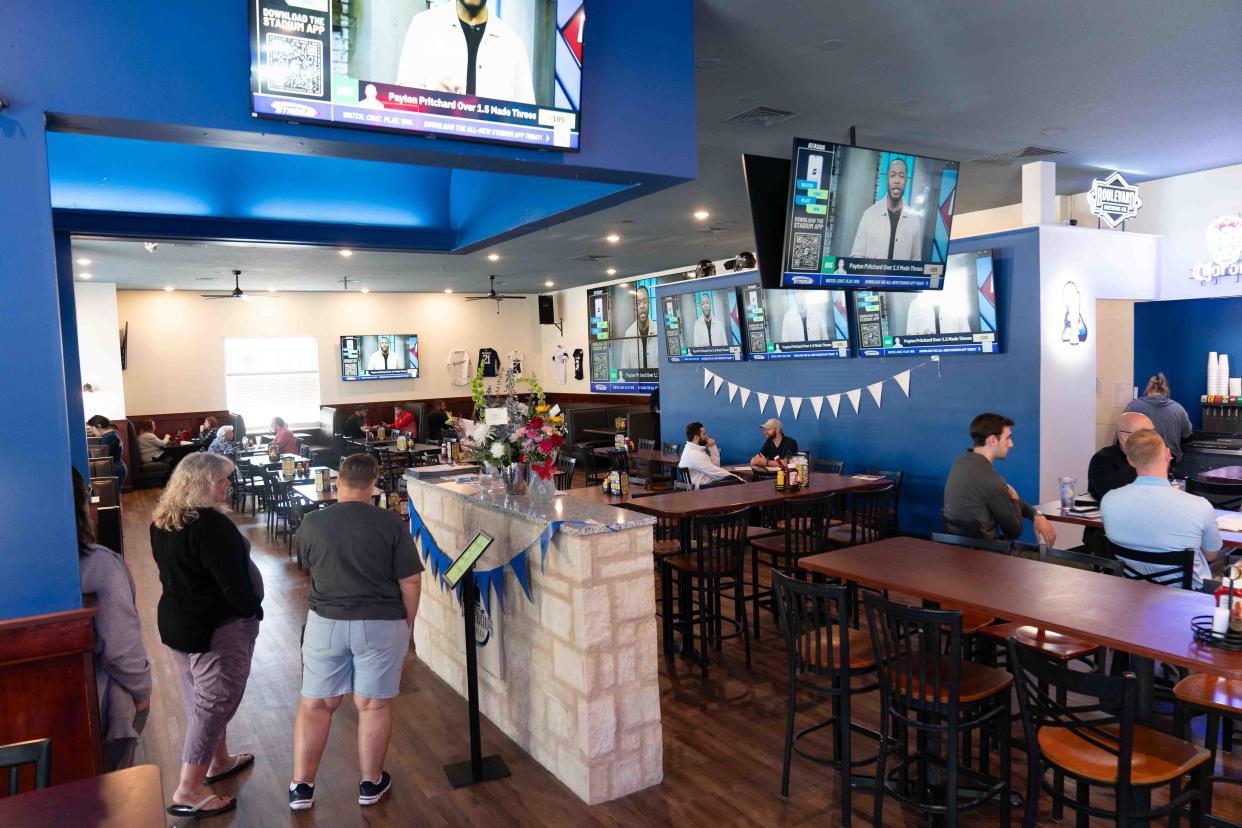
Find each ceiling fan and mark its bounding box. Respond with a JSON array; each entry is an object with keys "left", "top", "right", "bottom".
[
  {"left": 201, "top": 270, "right": 275, "bottom": 301},
  {"left": 463, "top": 274, "right": 525, "bottom": 314}
]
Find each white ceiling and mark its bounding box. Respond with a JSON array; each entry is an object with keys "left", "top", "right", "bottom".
[{"left": 75, "top": 0, "right": 1242, "bottom": 294}]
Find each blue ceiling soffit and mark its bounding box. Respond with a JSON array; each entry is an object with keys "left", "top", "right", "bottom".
[{"left": 46, "top": 131, "right": 632, "bottom": 252}]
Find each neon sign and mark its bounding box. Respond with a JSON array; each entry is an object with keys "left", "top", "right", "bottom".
[
  {"left": 1190, "top": 214, "right": 1242, "bottom": 287},
  {"left": 1087, "top": 171, "right": 1142, "bottom": 228}
]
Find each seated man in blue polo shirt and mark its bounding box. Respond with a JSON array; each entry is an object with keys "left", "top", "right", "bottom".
[{"left": 1100, "top": 428, "right": 1224, "bottom": 590}]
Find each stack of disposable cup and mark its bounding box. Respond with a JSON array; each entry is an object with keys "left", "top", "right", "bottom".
[
  {"left": 1221, "top": 354, "right": 1231, "bottom": 396},
  {"left": 1209, "top": 352, "right": 1219, "bottom": 396},
  {"left": 1232, "top": 378, "right": 1242, "bottom": 397}
]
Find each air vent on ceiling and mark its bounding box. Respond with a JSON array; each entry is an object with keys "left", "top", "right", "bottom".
[
  {"left": 193, "top": 275, "right": 221, "bottom": 281},
  {"left": 171, "top": 242, "right": 208, "bottom": 248},
  {"left": 971, "top": 146, "right": 1068, "bottom": 166},
  {"left": 571, "top": 254, "right": 613, "bottom": 263},
  {"left": 726, "top": 106, "right": 797, "bottom": 128}
]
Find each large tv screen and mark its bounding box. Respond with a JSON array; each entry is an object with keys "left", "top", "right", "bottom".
[
  {"left": 587, "top": 277, "right": 668, "bottom": 392},
  {"left": 741, "top": 284, "right": 851, "bottom": 360},
  {"left": 853, "top": 250, "right": 998, "bottom": 357},
  {"left": 341, "top": 334, "right": 420, "bottom": 380},
  {"left": 782, "top": 137, "right": 958, "bottom": 290},
  {"left": 250, "top": 0, "right": 584, "bottom": 151},
  {"left": 660, "top": 287, "right": 742, "bottom": 363}
]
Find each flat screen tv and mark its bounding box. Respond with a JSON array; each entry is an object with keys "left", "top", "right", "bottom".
[
  {"left": 249, "top": 0, "right": 584, "bottom": 151},
  {"left": 740, "top": 284, "right": 851, "bottom": 360},
  {"left": 341, "top": 334, "right": 420, "bottom": 380},
  {"left": 586, "top": 277, "right": 671, "bottom": 392},
  {"left": 853, "top": 250, "right": 998, "bottom": 357},
  {"left": 781, "top": 137, "right": 959, "bottom": 290},
  {"left": 659, "top": 286, "right": 742, "bottom": 363}
]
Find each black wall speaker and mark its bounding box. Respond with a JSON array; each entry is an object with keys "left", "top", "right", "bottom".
[{"left": 538, "top": 294, "right": 556, "bottom": 324}]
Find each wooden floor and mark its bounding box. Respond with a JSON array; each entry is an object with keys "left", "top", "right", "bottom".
[{"left": 117, "top": 486, "right": 1242, "bottom": 826}]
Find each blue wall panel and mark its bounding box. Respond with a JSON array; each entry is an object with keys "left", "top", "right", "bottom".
[
  {"left": 1134, "top": 296, "right": 1242, "bottom": 429},
  {"left": 658, "top": 229, "right": 1043, "bottom": 536}
]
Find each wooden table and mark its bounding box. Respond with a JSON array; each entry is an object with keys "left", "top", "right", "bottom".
[
  {"left": 238, "top": 452, "right": 308, "bottom": 466},
  {"left": 274, "top": 467, "right": 332, "bottom": 485},
  {"left": 592, "top": 446, "right": 680, "bottom": 466},
  {"left": 581, "top": 427, "right": 625, "bottom": 437},
  {"left": 291, "top": 483, "right": 382, "bottom": 505},
  {"left": 1039, "top": 500, "right": 1242, "bottom": 548},
  {"left": 1199, "top": 466, "right": 1242, "bottom": 484},
  {"left": 564, "top": 482, "right": 659, "bottom": 506},
  {"left": 0, "top": 764, "right": 165, "bottom": 827}
]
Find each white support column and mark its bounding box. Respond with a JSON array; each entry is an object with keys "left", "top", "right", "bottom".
[{"left": 1021, "top": 161, "right": 1057, "bottom": 227}]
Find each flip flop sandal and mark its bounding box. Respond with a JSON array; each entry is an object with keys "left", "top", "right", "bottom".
[
  {"left": 166, "top": 795, "right": 237, "bottom": 818},
  {"left": 203, "top": 753, "right": 255, "bottom": 784}
]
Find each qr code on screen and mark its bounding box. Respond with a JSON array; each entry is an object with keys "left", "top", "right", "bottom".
[
  {"left": 859, "top": 323, "right": 882, "bottom": 348},
  {"left": 265, "top": 33, "right": 324, "bottom": 96},
  {"left": 790, "top": 232, "right": 822, "bottom": 271}
]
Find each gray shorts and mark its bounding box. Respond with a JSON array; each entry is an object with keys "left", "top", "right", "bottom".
[{"left": 301, "top": 611, "right": 409, "bottom": 700}]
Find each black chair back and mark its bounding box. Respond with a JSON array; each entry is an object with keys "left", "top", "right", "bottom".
[
  {"left": 553, "top": 455, "right": 577, "bottom": 490},
  {"left": 815, "top": 458, "right": 845, "bottom": 475},
  {"left": 864, "top": 593, "right": 964, "bottom": 720},
  {"left": 866, "top": 467, "right": 904, "bottom": 529},
  {"left": 606, "top": 449, "right": 629, "bottom": 473},
  {"left": 0, "top": 738, "right": 52, "bottom": 795},
  {"left": 89, "top": 457, "right": 113, "bottom": 479},
  {"left": 91, "top": 477, "right": 120, "bottom": 508},
  {"left": 690, "top": 507, "right": 750, "bottom": 581},
  {"left": 636, "top": 438, "right": 656, "bottom": 451},
  {"left": 841, "top": 484, "right": 895, "bottom": 546},
  {"left": 773, "top": 571, "right": 858, "bottom": 690},
  {"left": 675, "top": 466, "right": 693, "bottom": 490},
  {"left": 1038, "top": 543, "right": 1124, "bottom": 576},
  {"left": 662, "top": 442, "right": 681, "bottom": 455},
  {"left": 1008, "top": 640, "right": 1139, "bottom": 807},
  {"left": 88, "top": 445, "right": 109, "bottom": 459},
  {"left": 931, "top": 532, "right": 1013, "bottom": 556},
  {"left": 776, "top": 493, "right": 835, "bottom": 562},
  {"left": 1105, "top": 540, "right": 1196, "bottom": 590},
  {"left": 1187, "top": 477, "right": 1242, "bottom": 511}
]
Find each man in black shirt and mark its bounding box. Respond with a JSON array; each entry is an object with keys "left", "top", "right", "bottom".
[
  {"left": 1088, "top": 411, "right": 1154, "bottom": 500},
  {"left": 342, "top": 405, "right": 368, "bottom": 439},
  {"left": 751, "top": 418, "right": 799, "bottom": 471},
  {"left": 427, "top": 400, "right": 452, "bottom": 440}
]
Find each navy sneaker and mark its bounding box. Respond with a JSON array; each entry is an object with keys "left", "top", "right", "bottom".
[
  {"left": 288, "top": 781, "right": 315, "bottom": 810},
  {"left": 358, "top": 771, "right": 392, "bottom": 805}
]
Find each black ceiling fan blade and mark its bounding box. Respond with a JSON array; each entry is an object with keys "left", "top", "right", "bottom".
[
  {"left": 497, "top": 295, "right": 525, "bottom": 299},
  {"left": 202, "top": 295, "right": 236, "bottom": 299}
]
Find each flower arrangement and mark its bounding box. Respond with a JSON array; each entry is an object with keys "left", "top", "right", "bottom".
[{"left": 466, "top": 362, "right": 566, "bottom": 479}]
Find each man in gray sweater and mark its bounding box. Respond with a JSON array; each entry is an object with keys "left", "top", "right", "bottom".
[{"left": 943, "top": 412, "right": 1057, "bottom": 545}]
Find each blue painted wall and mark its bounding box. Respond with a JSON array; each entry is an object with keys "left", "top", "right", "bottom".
[
  {"left": 658, "top": 228, "right": 1043, "bottom": 536},
  {"left": 1134, "top": 296, "right": 1242, "bottom": 429}
]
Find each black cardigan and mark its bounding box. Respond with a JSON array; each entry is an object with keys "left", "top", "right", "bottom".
[{"left": 151, "top": 508, "right": 263, "bottom": 653}]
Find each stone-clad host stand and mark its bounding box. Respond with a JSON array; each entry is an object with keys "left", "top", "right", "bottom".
[{"left": 404, "top": 474, "right": 661, "bottom": 804}]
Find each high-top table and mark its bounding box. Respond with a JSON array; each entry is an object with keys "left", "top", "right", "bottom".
[
  {"left": 0, "top": 764, "right": 165, "bottom": 826},
  {"left": 1038, "top": 500, "right": 1242, "bottom": 548},
  {"left": 1199, "top": 466, "right": 1242, "bottom": 485}
]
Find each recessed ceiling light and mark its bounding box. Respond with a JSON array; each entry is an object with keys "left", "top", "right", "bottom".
[
  {"left": 360, "top": 287, "right": 370, "bottom": 294},
  {"left": 1042, "top": 126, "right": 1066, "bottom": 136},
  {"left": 618, "top": 281, "right": 629, "bottom": 287},
  {"left": 487, "top": 253, "right": 500, "bottom": 261},
  {"left": 80, "top": 272, "right": 93, "bottom": 280},
  {"left": 268, "top": 288, "right": 277, "bottom": 293},
  {"left": 545, "top": 280, "right": 555, "bottom": 288},
  {"left": 76, "top": 257, "right": 92, "bottom": 265},
  {"left": 693, "top": 210, "right": 710, "bottom": 220},
  {"left": 339, "top": 249, "right": 353, "bottom": 258},
  {"left": 444, "top": 288, "right": 453, "bottom": 294},
  {"left": 164, "top": 286, "right": 175, "bottom": 292},
  {"left": 695, "top": 57, "right": 720, "bottom": 68},
  {"left": 606, "top": 268, "right": 618, "bottom": 276},
  {"left": 819, "top": 39, "right": 847, "bottom": 51},
  {"left": 605, "top": 233, "right": 621, "bottom": 243}
]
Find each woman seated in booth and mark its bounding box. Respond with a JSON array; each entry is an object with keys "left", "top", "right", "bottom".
[
  {"left": 88, "top": 414, "right": 128, "bottom": 488},
  {"left": 270, "top": 417, "right": 298, "bottom": 455},
  {"left": 388, "top": 402, "right": 418, "bottom": 437},
  {"left": 137, "top": 420, "right": 172, "bottom": 464},
  {"left": 208, "top": 425, "right": 238, "bottom": 457},
  {"left": 199, "top": 416, "right": 220, "bottom": 447}
]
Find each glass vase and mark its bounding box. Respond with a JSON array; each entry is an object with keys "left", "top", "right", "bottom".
[
  {"left": 527, "top": 468, "right": 556, "bottom": 506},
  {"left": 501, "top": 462, "right": 527, "bottom": 496},
  {"left": 478, "top": 462, "right": 499, "bottom": 494}
]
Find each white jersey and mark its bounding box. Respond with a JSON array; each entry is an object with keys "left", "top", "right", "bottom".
[
  {"left": 507, "top": 349, "right": 524, "bottom": 375},
  {"left": 447, "top": 349, "right": 472, "bottom": 386},
  {"left": 551, "top": 344, "right": 569, "bottom": 385}
]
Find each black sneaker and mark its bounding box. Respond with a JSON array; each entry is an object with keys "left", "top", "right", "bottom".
[
  {"left": 289, "top": 781, "right": 315, "bottom": 810},
  {"left": 358, "top": 771, "right": 392, "bottom": 805}
]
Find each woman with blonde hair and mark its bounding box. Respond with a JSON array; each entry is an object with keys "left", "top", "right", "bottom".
[
  {"left": 151, "top": 452, "right": 263, "bottom": 818},
  {"left": 1125, "top": 372, "right": 1193, "bottom": 468}
]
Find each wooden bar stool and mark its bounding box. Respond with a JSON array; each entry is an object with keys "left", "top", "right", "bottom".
[
  {"left": 749, "top": 493, "right": 836, "bottom": 640},
  {"left": 1174, "top": 673, "right": 1242, "bottom": 827}
]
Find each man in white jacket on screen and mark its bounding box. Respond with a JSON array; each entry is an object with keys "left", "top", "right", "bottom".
[
  {"left": 850, "top": 156, "right": 924, "bottom": 261},
  {"left": 779, "top": 291, "right": 830, "bottom": 342}
]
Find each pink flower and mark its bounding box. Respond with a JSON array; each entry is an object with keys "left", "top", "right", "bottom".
[{"left": 538, "top": 438, "right": 554, "bottom": 453}]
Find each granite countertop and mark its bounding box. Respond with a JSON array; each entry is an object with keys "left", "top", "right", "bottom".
[{"left": 405, "top": 473, "right": 655, "bottom": 536}]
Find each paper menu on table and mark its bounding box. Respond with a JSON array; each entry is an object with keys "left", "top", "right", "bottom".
[{"left": 1218, "top": 514, "right": 1242, "bottom": 533}]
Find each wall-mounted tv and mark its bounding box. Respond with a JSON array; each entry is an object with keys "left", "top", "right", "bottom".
[
  {"left": 587, "top": 277, "right": 675, "bottom": 392},
  {"left": 781, "top": 137, "right": 959, "bottom": 290},
  {"left": 740, "top": 285, "right": 851, "bottom": 360},
  {"left": 853, "top": 250, "right": 998, "bottom": 357},
  {"left": 660, "top": 287, "right": 742, "bottom": 363},
  {"left": 250, "top": 0, "right": 584, "bottom": 151},
  {"left": 341, "top": 334, "right": 420, "bottom": 380}
]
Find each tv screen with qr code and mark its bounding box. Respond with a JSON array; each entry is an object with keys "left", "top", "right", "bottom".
[
  {"left": 781, "top": 137, "right": 959, "bottom": 290},
  {"left": 250, "top": 0, "right": 584, "bottom": 151}
]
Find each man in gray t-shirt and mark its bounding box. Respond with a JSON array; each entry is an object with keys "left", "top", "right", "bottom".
[{"left": 289, "top": 454, "right": 423, "bottom": 811}]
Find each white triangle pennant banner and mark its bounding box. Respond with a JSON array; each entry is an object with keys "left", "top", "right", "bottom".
[
  {"left": 712, "top": 374, "right": 724, "bottom": 394},
  {"left": 867, "top": 381, "right": 884, "bottom": 407},
  {"left": 846, "top": 388, "right": 862, "bottom": 413},
  {"left": 894, "top": 369, "right": 912, "bottom": 396},
  {"left": 827, "top": 394, "right": 841, "bottom": 417},
  {"left": 702, "top": 368, "right": 713, "bottom": 389},
  {"left": 810, "top": 396, "right": 824, "bottom": 418},
  {"left": 790, "top": 397, "right": 803, "bottom": 418},
  {"left": 757, "top": 392, "right": 770, "bottom": 413},
  {"left": 740, "top": 387, "right": 752, "bottom": 407},
  {"left": 773, "top": 395, "right": 786, "bottom": 416},
  {"left": 727, "top": 382, "right": 738, "bottom": 402}
]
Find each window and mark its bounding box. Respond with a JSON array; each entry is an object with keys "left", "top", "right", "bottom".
[{"left": 224, "top": 337, "right": 320, "bottom": 429}]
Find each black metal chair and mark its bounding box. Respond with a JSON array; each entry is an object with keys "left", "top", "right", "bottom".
[
  {"left": 575, "top": 445, "right": 604, "bottom": 486},
  {"left": 866, "top": 594, "right": 1014, "bottom": 827},
  {"left": 749, "top": 493, "right": 836, "bottom": 640},
  {"left": 663, "top": 507, "right": 752, "bottom": 679},
  {"left": 553, "top": 455, "right": 577, "bottom": 490},
  {"left": 773, "top": 572, "right": 881, "bottom": 824},
  {"left": 0, "top": 738, "right": 52, "bottom": 795},
  {"left": 1106, "top": 540, "right": 1197, "bottom": 590},
  {"left": 675, "top": 466, "right": 693, "bottom": 490},
  {"left": 661, "top": 441, "right": 681, "bottom": 455},
  {"left": 828, "top": 484, "right": 896, "bottom": 547},
  {"left": 815, "top": 458, "right": 846, "bottom": 475},
  {"left": 1010, "top": 640, "right": 1210, "bottom": 826},
  {"left": 865, "top": 467, "right": 904, "bottom": 532}
]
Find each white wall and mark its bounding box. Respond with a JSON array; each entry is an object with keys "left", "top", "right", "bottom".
[
  {"left": 950, "top": 203, "right": 1024, "bottom": 239},
  {"left": 75, "top": 282, "right": 126, "bottom": 422},
  {"left": 117, "top": 290, "right": 541, "bottom": 415}
]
